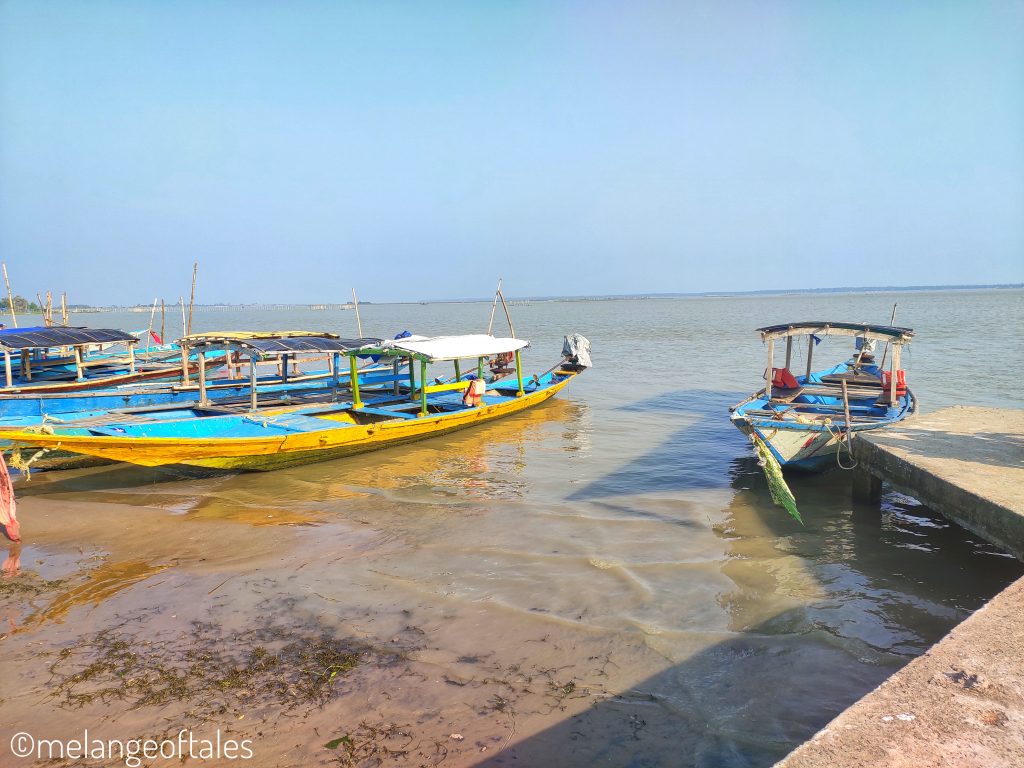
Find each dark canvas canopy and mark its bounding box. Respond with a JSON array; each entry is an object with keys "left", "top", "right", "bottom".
[
  {"left": 0, "top": 327, "right": 138, "bottom": 350},
  {"left": 243, "top": 336, "right": 381, "bottom": 355},
  {"left": 181, "top": 331, "right": 381, "bottom": 356}
]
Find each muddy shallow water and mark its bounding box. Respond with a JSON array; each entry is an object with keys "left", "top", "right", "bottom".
[{"left": 1, "top": 290, "right": 1022, "bottom": 767}]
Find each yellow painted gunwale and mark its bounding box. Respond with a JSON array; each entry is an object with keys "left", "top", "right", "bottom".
[{"left": 0, "top": 374, "right": 576, "bottom": 471}]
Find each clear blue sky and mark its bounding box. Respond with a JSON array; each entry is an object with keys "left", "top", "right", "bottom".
[{"left": 1, "top": 1, "right": 1021, "bottom": 304}]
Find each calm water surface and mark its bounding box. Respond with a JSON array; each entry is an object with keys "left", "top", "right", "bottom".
[{"left": 4, "top": 289, "right": 1022, "bottom": 766}]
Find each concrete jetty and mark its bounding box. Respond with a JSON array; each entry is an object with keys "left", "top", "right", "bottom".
[
  {"left": 851, "top": 406, "right": 1024, "bottom": 560},
  {"left": 778, "top": 407, "right": 1024, "bottom": 767}
]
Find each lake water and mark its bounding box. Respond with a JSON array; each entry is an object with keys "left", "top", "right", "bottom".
[{"left": 2, "top": 289, "right": 1022, "bottom": 767}]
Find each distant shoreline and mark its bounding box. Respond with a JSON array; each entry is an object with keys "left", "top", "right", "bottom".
[{"left": 59, "top": 283, "right": 1023, "bottom": 312}]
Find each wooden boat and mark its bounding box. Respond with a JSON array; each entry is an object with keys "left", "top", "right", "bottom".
[
  {"left": 730, "top": 322, "right": 915, "bottom": 471},
  {"left": 0, "top": 333, "right": 590, "bottom": 472},
  {"left": 0, "top": 326, "right": 217, "bottom": 394},
  {"left": 0, "top": 330, "right": 391, "bottom": 422}
]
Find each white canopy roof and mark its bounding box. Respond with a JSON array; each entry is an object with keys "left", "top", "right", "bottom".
[{"left": 383, "top": 334, "right": 529, "bottom": 361}]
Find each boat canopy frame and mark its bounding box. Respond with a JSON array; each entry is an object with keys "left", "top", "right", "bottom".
[
  {"left": 356, "top": 334, "right": 531, "bottom": 416},
  {"left": 179, "top": 332, "right": 384, "bottom": 410},
  {"left": 757, "top": 322, "right": 914, "bottom": 345},
  {"left": 759, "top": 321, "right": 911, "bottom": 407},
  {"left": 0, "top": 326, "right": 141, "bottom": 388}
]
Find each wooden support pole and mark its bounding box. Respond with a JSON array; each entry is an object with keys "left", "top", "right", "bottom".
[
  {"left": 477, "top": 357, "right": 484, "bottom": 381},
  {"left": 454, "top": 360, "right": 461, "bottom": 380},
  {"left": 393, "top": 359, "right": 400, "bottom": 395},
  {"left": 784, "top": 336, "right": 793, "bottom": 370},
  {"left": 180, "top": 344, "right": 190, "bottom": 385},
  {"left": 890, "top": 344, "right": 901, "bottom": 408},
  {"left": 498, "top": 288, "right": 515, "bottom": 338},
  {"left": 160, "top": 299, "right": 165, "bottom": 345},
  {"left": 61, "top": 293, "right": 68, "bottom": 325},
  {"left": 765, "top": 338, "right": 774, "bottom": 400},
  {"left": 249, "top": 357, "right": 258, "bottom": 411},
  {"left": 351, "top": 288, "right": 363, "bottom": 338},
  {"left": 408, "top": 357, "right": 415, "bottom": 400},
  {"left": 281, "top": 354, "right": 289, "bottom": 384},
  {"left": 515, "top": 349, "right": 524, "bottom": 396},
  {"left": 187, "top": 262, "right": 198, "bottom": 335},
  {"left": 487, "top": 278, "right": 502, "bottom": 335},
  {"left": 2, "top": 263, "right": 18, "bottom": 328},
  {"left": 331, "top": 353, "right": 341, "bottom": 392},
  {"left": 198, "top": 350, "right": 208, "bottom": 404},
  {"left": 73, "top": 346, "right": 85, "bottom": 381},
  {"left": 419, "top": 359, "right": 428, "bottom": 417},
  {"left": 349, "top": 354, "right": 362, "bottom": 408},
  {"left": 22, "top": 354, "right": 30, "bottom": 381},
  {"left": 3, "top": 351, "right": 11, "bottom": 387},
  {"left": 805, "top": 335, "right": 815, "bottom": 380},
  {"left": 128, "top": 342, "right": 136, "bottom": 374}
]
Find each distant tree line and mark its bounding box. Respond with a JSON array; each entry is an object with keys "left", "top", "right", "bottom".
[{"left": 0, "top": 295, "right": 42, "bottom": 313}]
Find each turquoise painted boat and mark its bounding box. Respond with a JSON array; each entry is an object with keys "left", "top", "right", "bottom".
[{"left": 730, "top": 322, "right": 916, "bottom": 471}]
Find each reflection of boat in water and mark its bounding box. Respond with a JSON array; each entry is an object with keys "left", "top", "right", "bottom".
[
  {"left": 0, "top": 334, "right": 591, "bottom": 473},
  {"left": 730, "top": 322, "right": 916, "bottom": 471}
]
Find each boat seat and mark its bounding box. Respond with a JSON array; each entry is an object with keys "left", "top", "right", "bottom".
[{"left": 820, "top": 372, "right": 882, "bottom": 387}]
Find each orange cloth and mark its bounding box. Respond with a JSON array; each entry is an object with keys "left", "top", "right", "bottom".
[
  {"left": 463, "top": 379, "right": 486, "bottom": 407},
  {"left": 0, "top": 454, "right": 18, "bottom": 542}
]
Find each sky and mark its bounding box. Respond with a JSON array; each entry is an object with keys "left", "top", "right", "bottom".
[{"left": 0, "top": 1, "right": 1022, "bottom": 305}]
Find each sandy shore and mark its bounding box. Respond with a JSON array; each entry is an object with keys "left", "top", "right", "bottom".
[{"left": 0, "top": 476, "right": 681, "bottom": 767}]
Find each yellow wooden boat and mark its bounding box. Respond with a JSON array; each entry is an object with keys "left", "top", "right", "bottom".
[{"left": 0, "top": 334, "right": 591, "bottom": 472}]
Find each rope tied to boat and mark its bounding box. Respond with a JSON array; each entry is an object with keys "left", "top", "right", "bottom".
[
  {"left": 822, "top": 419, "right": 858, "bottom": 470},
  {"left": 8, "top": 446, "right": 53, "bottom": 482}
]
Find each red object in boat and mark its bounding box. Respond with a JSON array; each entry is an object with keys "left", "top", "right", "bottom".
[{"left": 881, "top": 369, "right": 907, "bottom": 397}]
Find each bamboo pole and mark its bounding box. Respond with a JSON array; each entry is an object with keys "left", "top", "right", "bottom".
[
  {"left": 146, "top": 297, "right": 157, "bottom": 352},
  {"left": 61, "top": 293, "right": 68, "bottom": 325},
  {"left": 514, "top": 349, "right": 524, "bottom": 396},
  {"left": 349, "top": 355, "right": 362, "bottom": 408},
  {"left": 352, "top": 288, "right": 363, "bottom": 338},
  {"left": 249, "top": 357, "right": 258, "bottom": 411},
  {"left": 498, "top": 288, "right": 516, "bottom": 338},
  {"left": 3, "top": 263, "right": 18, "bottom": 327},
  {"left": 187, "top": 262, "right": 198, "bottom": 335},
  {"left": 487, "top": 278, "right": 502, "bottom": 334},
  {"left": 160, "top": 299, "right": 165, "bottom": 345},
  {"left": 419, "top": 359, "right": 428, "bottom": 417},
  {"left": 179, "top": 296, "right": 186, "bottom": 339},
  {"left": 197, "top": 350, "right": 208, "bottom": 404}
]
